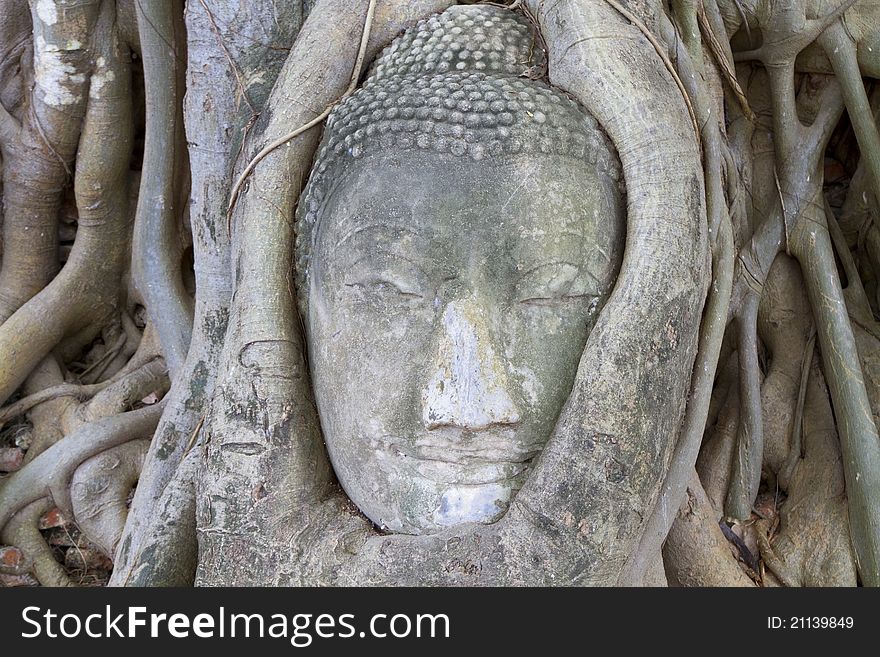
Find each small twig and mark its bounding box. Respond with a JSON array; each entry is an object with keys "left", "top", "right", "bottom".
[
  {"left": 226, "top": 0, "right": 378, "bottom": 222},
  {"left": 780, "top": 329, "right": 815, "bottom": 486},
  {"left": 775, "top": 167, "right": 790, "bottom": 254},
  {"left": 602, "top": 0, "right": 701, "bottom": 147},
  {"left": 63, "top": 523, "right": 89, "bottom": 579},
  {"left": 79, "top": 332, "right": 128, "bottom": 383},
  {"left": 182, "top": 414, "right": 205, "bottom": 458},
  {"left": 795, "top": 332, "right": 815, "bottom": 462},
  {"left": 756, "top": 519, "right": 800, "bottom": 587},
  {"left": 718, "top": 520, "right": 760, "bottom": 573},
  {"left": 478, "top": 0, "right": 522, "bottom": 9},
  {"left": 515, "top": 1, "right": 548, "bottom": 80}
]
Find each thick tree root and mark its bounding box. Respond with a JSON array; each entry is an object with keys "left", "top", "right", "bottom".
[
  {"left": 1, "top": 498, "right": 71, "bottom": 587},
  {"left": 0, "top": 0, "right": 103, "bottom": 322},
  {"left": 0, "top": 401, "right": 164, "bottom": 533},
  {"left": 0, "top": 2, "right": 134, "bottom": 406},
  {"left": 130, "top": 0, "right": 192, "bottom": 377},
  {"left": 663, "top": 472, "right": 755, "bottom": 587},
  {"left": 71, "top": 439, "right": 149, "bottom": 558}
]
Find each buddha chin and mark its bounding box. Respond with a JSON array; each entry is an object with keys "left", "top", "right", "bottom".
[{"left": 294, "top": 5, "right": 625, "bottom": 535}]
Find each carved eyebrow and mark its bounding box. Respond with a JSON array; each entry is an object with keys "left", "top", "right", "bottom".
[
  {"left": 515, "top": 260, "right": 601, "bottom": 289},
  {"left": 516, "top": 226, "right": 614, "bottom": 271},
  {"left": 516, "top": 260, "right": 579, "bottom": 278},
  {"left": 513, "top": 229, "right": 584, "bottom": 258},
  {"left": 514, "top": 229, "right": 587, "bottom": 251},
  {"left": 518, "top": 229, "right": 585, "bottom": 241},
  {"left": 343, "top": 249, "right": 432, "bottom": 280},
  {"left": 333, "top": 221, "right": 424, "bottom": 249}
]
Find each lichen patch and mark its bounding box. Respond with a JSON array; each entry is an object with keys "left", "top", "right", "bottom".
[
  {"left": 90, "top": 67, "right": 115, "bottom": 99},
  {"left": 35, "top": 0, "right": 58, "bottom": 26},
  {"left": 34, "top": 35, "right": 86, "bottom": 106}
]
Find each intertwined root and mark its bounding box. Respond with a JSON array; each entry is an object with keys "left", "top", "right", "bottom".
[
  {"left": 3, "top": 0, "right": 880, "bottom": 587},
  {"left": 0, "top": 0, "right": 173, "bottom": 586}
]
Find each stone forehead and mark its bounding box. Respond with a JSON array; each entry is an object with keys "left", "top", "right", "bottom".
[{"left": 295, "top": 5, "right": 623, "bottom": 305}]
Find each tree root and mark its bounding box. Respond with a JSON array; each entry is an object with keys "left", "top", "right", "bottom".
[
  {"left": 820, "top": 22, "right": 880, "bottom": 218},
  {"left": 621, "top": 8, "right": 734, "bottom": 584},
  {"left": 70, "top": 358, "right": 168, "bottom": 429},
  {"left": 71, "top": 439, "right": 149, "bottom": 559},
  {"left": 114, "top": 445, "right": 198, "bottom": 586},
  {"left": 790, "top": 192, "right": 880, "bottom": 585},
  {"left": 1, "top": 498, "right": 71, "bottom": 587},
  {"left": 111, "top": 0, "right": 312, "bottom": 585},
  {"left": 727, "top": 289, "right": 763, "bottom": 519},
  {"left": 0, "top": 0, "right": 103, "bottom": 322},
  {"left": 131, "top": 0, "right": 193, "bottom": 376},
  {"left": 0, "top": 401, "right": 164, "bottom": 534},
  {"left": 724, "top": 4, "right": 880, "bottom": 582},
  {"left": 756, "top": 518, "right": 800, "bottom": 587},
  {"left": 663, "top": 471, "right": 755, "bottom": 587},
  {"left": 0, "top": 3, "right": 134, "bottom": 406},
  {"left": 0, "top": 381, "right": 108, "bottom": 428}
]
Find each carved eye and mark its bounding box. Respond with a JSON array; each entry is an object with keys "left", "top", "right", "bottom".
[
  {"left": 345, "top": 278, "right": 424, "bottom": 303},
  {"left": 515, "top": 262, "right": 599, "bottom": 307}
]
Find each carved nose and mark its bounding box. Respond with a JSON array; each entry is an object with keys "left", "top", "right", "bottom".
[{"left": 422, "top": 298, "right": 522, "bottom": 431}]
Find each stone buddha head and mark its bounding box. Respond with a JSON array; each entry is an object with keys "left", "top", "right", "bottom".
[{"left": 295, "top": 5, "right": 625, "bottom": 535}]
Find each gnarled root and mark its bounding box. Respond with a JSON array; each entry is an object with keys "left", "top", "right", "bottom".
[
  {"left": 0, "top": 401, "right": 164, "bottom": 533},
  {"left": 756, "top": 358, "right": 857, "bottom": 587},
  {"left": 664, "top": 471, "right": 755, "bottom": 587},
  {"left": 0, "top": 1, "right": 135, "bottom": 406},
  {"left": 1, "top": 498, "right": 71, "bottom": 587},
  {"left": 70, "top": 439, "right": 149, "bottom": 559}
]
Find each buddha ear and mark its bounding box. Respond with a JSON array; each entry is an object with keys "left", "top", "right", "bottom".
[{"left": 509, "top": 1, "right": 710, "bottom": 582}]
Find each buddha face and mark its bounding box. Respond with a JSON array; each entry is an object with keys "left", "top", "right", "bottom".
[{"left": 306, "top": 149, "right": 624, "bottom": 534}]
